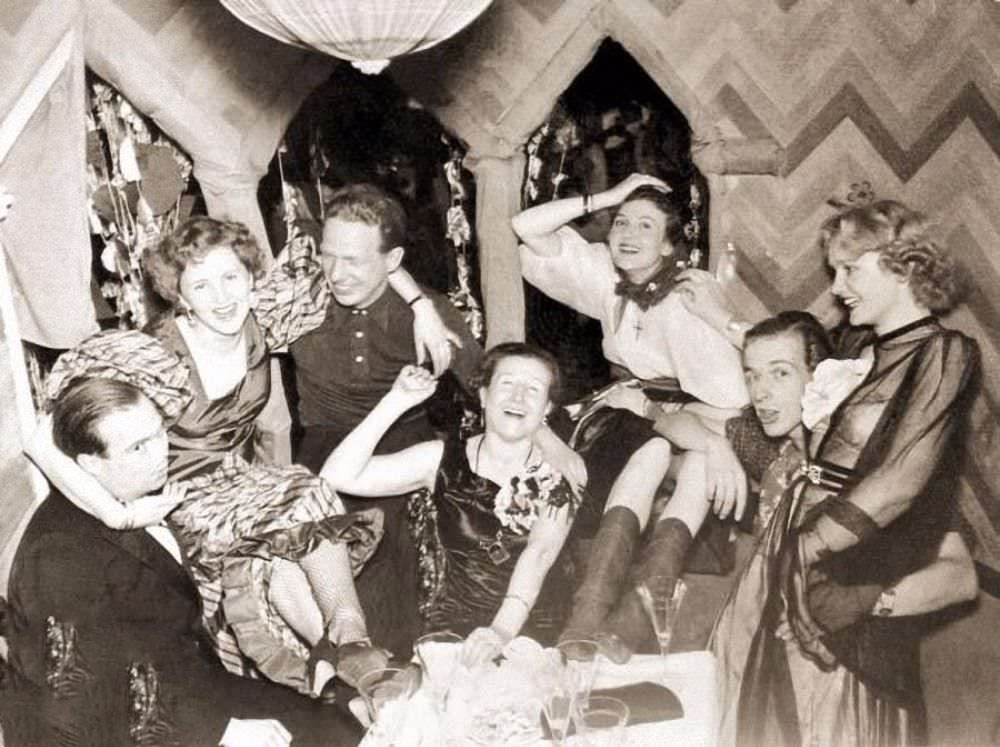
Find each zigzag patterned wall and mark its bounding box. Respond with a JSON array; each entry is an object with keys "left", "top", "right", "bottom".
[{"left": 394, "top": 0, "right": 1000, "bottom": 567}]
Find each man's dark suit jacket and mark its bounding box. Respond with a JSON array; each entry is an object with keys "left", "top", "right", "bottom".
[{"left": 5, "top": 491, "right": 362, "bottom": 746}]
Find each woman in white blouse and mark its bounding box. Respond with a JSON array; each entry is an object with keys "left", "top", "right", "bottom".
[{"left": 512, "top": 173, "right": 749, "bottom": 661}]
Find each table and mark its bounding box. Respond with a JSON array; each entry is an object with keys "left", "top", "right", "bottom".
[{"left": 356, "top": 650, "right": 718, "bottom": 746}]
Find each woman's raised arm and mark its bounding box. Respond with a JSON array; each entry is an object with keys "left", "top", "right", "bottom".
[
  {"left": 512, "top": 173, "right": 670, "bottom": 257},
  {"left": 320, "top": 366, "right": 443, "bottom": 497},
  {"left": 24, "top": 414, "right": 183, "bottom": 529}
]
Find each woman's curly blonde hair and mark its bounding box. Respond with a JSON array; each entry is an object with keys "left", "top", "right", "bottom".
[{"left": 818, "top": 199, "right": 966, "bottom": 314}]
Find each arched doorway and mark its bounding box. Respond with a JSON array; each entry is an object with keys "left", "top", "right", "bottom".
[{"left": 521, "top": 39, "right": 709, "bottom": 400}]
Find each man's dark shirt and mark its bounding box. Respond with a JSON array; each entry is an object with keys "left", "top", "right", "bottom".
[{"left": 291, "top": 284, "right": 482, "bottom": 462}]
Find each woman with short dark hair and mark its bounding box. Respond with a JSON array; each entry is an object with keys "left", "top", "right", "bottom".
[{"left": 322, "top": 344, "right": 579, "bottom": 659}]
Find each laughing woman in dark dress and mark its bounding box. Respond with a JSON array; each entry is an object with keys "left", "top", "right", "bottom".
[{"left": 322, "top": 344, "right": 579, "bottom": 663}]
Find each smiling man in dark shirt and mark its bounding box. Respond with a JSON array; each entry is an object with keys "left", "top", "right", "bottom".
[{"left": 290, "top": 183, "right": 482, "bottom": 654}]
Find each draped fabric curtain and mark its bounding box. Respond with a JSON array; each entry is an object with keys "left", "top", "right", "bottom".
[{"left": 218, "top": 0, "right": 493, "bottom": 73}]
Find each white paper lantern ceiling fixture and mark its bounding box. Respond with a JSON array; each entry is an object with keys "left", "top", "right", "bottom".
[{"left": 219, "top": 0, "right": 494, "bottom": 74}]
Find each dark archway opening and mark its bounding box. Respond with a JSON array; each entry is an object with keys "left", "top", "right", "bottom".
[
  {"left": 257, "top": 64, "right": 481, "bottom": 440},
  {"left": 522, "top": 39, "right": 709, "bottom": 400}
]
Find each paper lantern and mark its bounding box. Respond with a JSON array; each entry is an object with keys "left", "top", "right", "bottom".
[{"left": 218, "top": 0, "right": 493, "bottom": 74}]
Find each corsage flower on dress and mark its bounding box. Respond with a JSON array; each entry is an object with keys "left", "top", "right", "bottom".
[
  {"left": 493, "top": 462, "right": 577, "bottom": 535},
  {"left": 800, "top": 357, "right": 872, "bottom": 432}
]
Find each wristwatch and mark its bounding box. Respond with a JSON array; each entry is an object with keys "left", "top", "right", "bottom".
[
  {"left": 872, "top": 587, "right": 896, "bottom": 617},
  {"left": 725, "top": 316, "right": 752, "bottom": 341}
]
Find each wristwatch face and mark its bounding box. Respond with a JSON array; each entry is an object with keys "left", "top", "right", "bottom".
[{"left": 874, "top": 588, "right": 896, "bottom": 617}]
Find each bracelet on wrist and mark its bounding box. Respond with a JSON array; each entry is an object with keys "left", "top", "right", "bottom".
[
  {"left": 489, "top": 623, "right": 515, "bottom": 645},
  {"left": 582, "top": 193, "right": 594, "bottom": 216},
  {"left": 121, "top": 502, "right": 136, "bottom": 531},
  {"left": 407, "top": 293, "right": 427, "bottom": 307},
  {"left": 725, "top": 316, "right": 751, "bottom": 337},
  {"left": 503, "top": 593, "right": 531, "bottom": 613}
]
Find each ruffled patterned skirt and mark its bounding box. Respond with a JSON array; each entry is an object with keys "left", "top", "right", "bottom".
[{"left": 168, "top": 455, "right": 383, "bottom": 694}]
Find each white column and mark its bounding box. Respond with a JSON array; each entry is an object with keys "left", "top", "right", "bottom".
[{"left": 467, "top": 152, "right": 527, "bottom": 347}]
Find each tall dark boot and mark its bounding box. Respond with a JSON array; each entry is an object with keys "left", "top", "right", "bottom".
[
  {"left": 596, "top": 517, "right": 693, "bottom": 664},
  {"left": 558, "top": 506, "right": 641, "bottom": 659}
]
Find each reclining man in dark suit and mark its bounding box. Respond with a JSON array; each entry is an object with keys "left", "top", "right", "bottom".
[{"left": 5, "top": 376, "right": 363, "bottom": 746}]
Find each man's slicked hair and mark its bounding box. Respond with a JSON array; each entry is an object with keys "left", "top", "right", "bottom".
[{"left": 51, "top": 377, "right": 146, "bottom": 459}]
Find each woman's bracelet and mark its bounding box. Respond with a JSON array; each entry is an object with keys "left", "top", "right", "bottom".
[
  {"left": 407, "top": 293, "right": 427, "bottom": 307},
  {"left": 582, "top": 193, "right": 594, "bottom": 216},
  {"left": 121, "top": 501, "right": 136, "bottom": 531},
  {"left": 503, "top": 593, "right": 531, "bottom": 614}
]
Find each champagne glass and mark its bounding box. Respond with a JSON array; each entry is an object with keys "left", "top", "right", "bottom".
[
  {"left": 556, "top": 638, "right": 599, "bottom": 730},
  {"left": 636, "top": 575, "right": 687, "bottom": 678},
  {"left": 414, "top": 631, "right": 463, "bottom": 710},
  {"left": 540, "top": 653, "right": 581, "bottom": 747},
  {"left": 541, "top": 684, "right": 576, "bottom": 747},
  {"left": 578, "top": 695, "right": 630, "bottom": 747}
]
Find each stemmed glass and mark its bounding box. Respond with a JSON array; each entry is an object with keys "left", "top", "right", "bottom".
[
  {"left": 414, "top": 631, "right": 463, "bottom": 711},
  {"left": 541, "top": 642, "right": 598, "bottom": 747},
  {"left": 540, "top": 673, "right": 576, "bottom": 747},
  {"left": 636, "top": 575, "right": 687, "bottom": 679},
  {"left": 556, "top": 638, "right": 599, "bottom": 734}
]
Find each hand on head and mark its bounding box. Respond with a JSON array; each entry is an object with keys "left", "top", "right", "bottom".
[{"left": 610, "top": 173, "right": 671, "bottom": 203}]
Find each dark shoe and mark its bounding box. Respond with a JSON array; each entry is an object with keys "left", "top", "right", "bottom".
[
  {"left": 559, "top": 506, "right": 642, "bottom": 655},
  {"left": 597, "top": 518, "right": 693, "bottom": 663},
  {"left": 307, "top": 637, "right": 340, "bottom": 704}
]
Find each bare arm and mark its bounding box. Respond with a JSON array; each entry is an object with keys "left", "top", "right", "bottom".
[
  {"left": 651, "top": 409, "right": 726, "bottom": 451},
  {"left": 320, "top": 366, "right": 442, "bottom": 496},
  {"left": 653, "top": 409, "right": 748, "bottom": 522},
  {"left": 491, "top": 506, "right": 573, "bottom": 637},
  {"left": 884, "top": 531, "right": 977, "bottom": 616},
  {"left": 531, "top": 425, "right": 588, "bottom": 493},
  {"left": 674, "top": 269, "right": 751, "bottom": 347},
  {"left": 462, "top": 505, "right": 574, "bottom": 664},
  {"left": 388, "top": 268, "right": 462, "bottom": 377},
  {"left": 511, "top": 173, "right": 670, "bottom": 257},
  {"left": 24, "top": 415, "right": 181, "bottom": 529}
]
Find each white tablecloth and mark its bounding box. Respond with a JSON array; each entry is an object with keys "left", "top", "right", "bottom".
[
  {"left": 357, "top": 650, "right": 718, "bottom": 746},
  {"left": 590, "top": 651, "right": 717, "bottom": 746}
]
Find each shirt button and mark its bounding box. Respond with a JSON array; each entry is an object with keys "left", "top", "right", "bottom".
[
  {"left": 354, "top": 331, "right": 364, "bottom": 338},
  {"left": 354, "top": 355, "right": 364, "bottom": 363}
]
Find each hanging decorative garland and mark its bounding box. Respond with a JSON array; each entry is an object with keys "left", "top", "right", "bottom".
[
  {"left": 86, "top": 78, "right": 193, "bottom": 330},
  {"left": 441, "top": 139, "right": 484, "bottom": 342}
]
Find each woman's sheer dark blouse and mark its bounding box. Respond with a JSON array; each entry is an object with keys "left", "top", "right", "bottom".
[{"left": 792, "top": 320, "right": 980, "bottom": 705}]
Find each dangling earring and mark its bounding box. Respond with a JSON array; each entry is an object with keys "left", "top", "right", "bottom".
[{"left": 179, "top": 302, "right": 195, "bottom": 324}]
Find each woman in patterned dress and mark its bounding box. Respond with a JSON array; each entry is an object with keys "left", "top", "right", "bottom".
[
  {"left": 322, "top": 344, "right": 579, "bottom": 661},
  {"left": 26, "top": 216, "right": 455, "bottom": 697}
]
